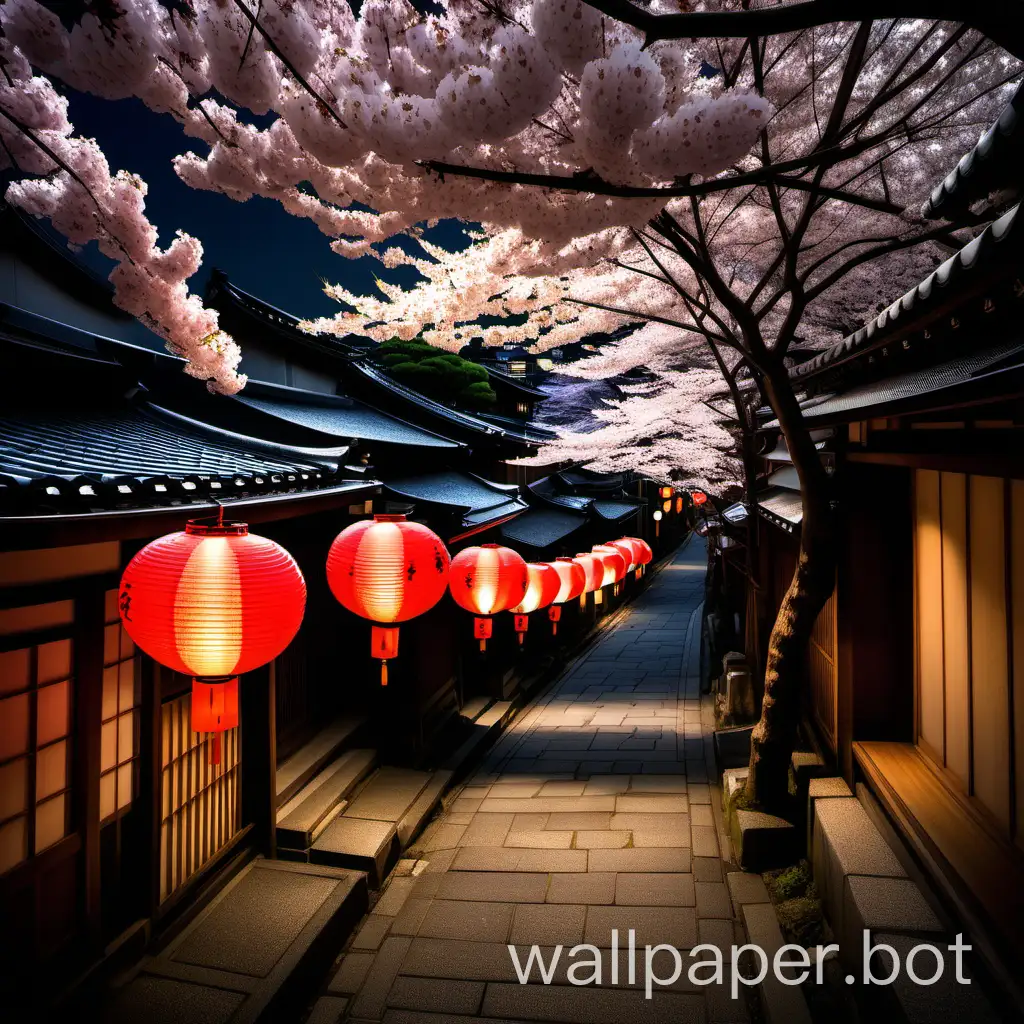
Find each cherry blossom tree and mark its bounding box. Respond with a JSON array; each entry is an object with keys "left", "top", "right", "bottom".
[{"left": 1, "top": 0, "right": 1019, "bottom": 807}]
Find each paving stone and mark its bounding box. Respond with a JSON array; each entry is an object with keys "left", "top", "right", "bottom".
[
  {"left": 505, "top": 830, "right": 573, "bottom": 849},
  {"left": 329, "top": 952, "right": 376, "bottom": 994},
  {"left": 419, "top": 848, "right": 457, "bottom": 874},
  {"left": 345, "top": 768, "right": 432, "bottom": 824},
  {"left": 544, "top": 811, "right": 613, "bottom": 830},
  {"left": 545, "top": 872, "right": 616, "bottom": 905},
  {"left": 416, "top": 900, "right": 514, "bottom": 942},
  {"left": 584, "top": 906, "right": 698, "bottom": 948},
  {"left": 742, "top": 905, "right": 812, "bottom": 1024},
  {"left": 691, "top": 826, "right": 719, "bottom": 858},
  {"left": 615, "top": 873, "right": 695, "bottom": 907},
  {"left": 695, "top": 881, "right": 732, "bottom": 918},
  {"left": 479, "top": 796, "right": 617, "bottom": 813},
  {"left": 352, "top": 914, "right": 393, "bottom": 951},
  {"left": 574, "top": 830, "right": 631, "bottom": 849},
  {"left": 726, "top": 872, "right": 770, "bottom": 906},
  {"left": 390, "top": 897, "right": 433, "bottom": 937},
  {"left": 515, "top": 849, "right": 589, "bottom": 872},
  {"left": 481, "top": 982, "right": 705, "bottom": 1024},
  {"left": 538, "top": 780, "right": 587, "bottom": 795},
  {"left": 307, "top": 995, "right": 348, "bottom": 1024},
  {"left": 615, "top": 794, "right": 690, "bottom": 813},
  {"left": 350, "top": 936, "right": 413, "bottom": 1021},
  {"left": 458, "top": 814, "right": 514, "bottom": 848},
  {"left": 610, "top": 812, "right": 690, "bottom": 832},
  {"left": 401, "top": 938, "right": 523, "bottom": 982},
  {"left": 375, "top": 876, "right": 418, "bottom": 917},
  {"left": 693, "top": 857, "right": 723, "bottom": 883},
  {"left": 436, "top": 871, "right": 549, "bottom": 903},
  {"left": 510, "top": 903, "right": 587, "bottom": 945},
  {"left": 588, "top": 848, "right": 692, "bottom": 873},
  {"left": 386, "top": 977, "right": 486, "bottom": 1016},
  {"left": 629, "top": 775, "right": 688, "bottom": 793},
  {"left": 631, "top": 829, "right": 692, "bottom": 849}
]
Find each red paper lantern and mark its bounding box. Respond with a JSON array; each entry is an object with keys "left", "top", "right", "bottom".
[
  {"left": 676, "top": 496, "right": 684, "bottom": 514},
  {"left": 449, "top": 544, "right": 528, "bottom": 651},
  {"left": 548, "top": 559, "right": 587, "bottom": 635},
  {"left": 120, "top": 516, "right": 305, "bottom": 763},
  {"left": 659, "top": 486, "right": 673, "bottom": 499},
  {"left": 326, "top": 513, "right": 450, "bottom": 685},
  {"left": 692, "top": 491, "right": 708, "bottom": 506},
  {"left": 572, "top": 553, "right": 603, "bottom": 594},
  {"left": 608, "top": 538, "right": 638, "bottom": 572},
  {"left": 620, "top": 537, "right": 653, "bottom": 578},
  {"left": 509, "top": 563, "right": 561, "bottom": 644},
  {"left": 592, "top": 545, "right": 627, "bottom": 586}
]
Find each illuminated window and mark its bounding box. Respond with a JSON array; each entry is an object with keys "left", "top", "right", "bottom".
[
  {"left": 517, "top": 402, "right": 530, "bottom": 414},
  {"left": 509, "top": 361, "right": 528, "bottom": 377},
  {"left": 100, "top": 589, "right": 140, "bottom": 824},
  {"left": 0, "top": 636, "right": 74, "bottom": 876},
  {"left": 159, "top": 688, "right": 240, "bottom": 902}
]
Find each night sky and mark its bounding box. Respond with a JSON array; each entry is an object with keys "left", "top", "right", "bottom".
[{"left": 62, "top": 88, "right": 469, "bottom": 320}]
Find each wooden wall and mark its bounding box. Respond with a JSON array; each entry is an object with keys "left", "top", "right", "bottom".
[{"left": 913, "top": 469, "right": 1024, "bottom": 844}]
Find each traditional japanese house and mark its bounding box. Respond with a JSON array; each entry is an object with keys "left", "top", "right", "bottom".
[{"left": 739, "top": 112, "right": 1024, "bottom": 1004}]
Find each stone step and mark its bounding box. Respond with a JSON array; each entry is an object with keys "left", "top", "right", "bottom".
[
  {"left": 276, "top": 716, "right": 367, "bottom": 807},
  {"left": 343, "top": 766, "right": 433, "bottom": 825},
  {"left": 101, "top": 859, "right": 368, "bottom": 1024},
  {"left": 310, "top": 815, "right": 398, "bottom": 888},
  {"left": 441, "top": 700, "right": 513, "bottom": 776},
  {"left": 397, "top": 769, "right": 453, "bottom": 848},
  {"left": 276, "top": 748, "right": 378, "bottom": 852}
]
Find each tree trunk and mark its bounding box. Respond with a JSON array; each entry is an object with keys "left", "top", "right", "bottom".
[{"left": 743, "top": 359, "right": 837, "bottom": 813}]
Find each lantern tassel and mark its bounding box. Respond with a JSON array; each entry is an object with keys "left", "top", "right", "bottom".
[
  {"left": 210, "top": 733, "right": 221, "bottom": 766},
  {"left": 380, "top": 661, "right": 388, "bottom": 686}
]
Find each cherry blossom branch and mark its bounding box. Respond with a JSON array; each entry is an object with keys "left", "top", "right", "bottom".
[{"left": 577, "top": 0, "right": 1024, "bottom": 58}]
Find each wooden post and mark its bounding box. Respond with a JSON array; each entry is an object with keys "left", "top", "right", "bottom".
[
  {"left": 74, "top": 585, "right": 105, "bottom": 950},
  {"left": 241, "top": 664, "right": 276, "bottom": 858}
]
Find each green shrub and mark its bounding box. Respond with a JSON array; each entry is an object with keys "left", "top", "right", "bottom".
[{"left": 371, "top": 337, "right": 498, "bottom": 410}]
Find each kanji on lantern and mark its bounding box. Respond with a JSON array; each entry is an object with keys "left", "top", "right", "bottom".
[
  {"left": 120, "top": 515, "right": 305, "bottom": 763},
  {"left": 326, "top": 513, "right": 450, "bottom": 685}
]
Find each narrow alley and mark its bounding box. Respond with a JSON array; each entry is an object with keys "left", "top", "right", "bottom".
[{"left": 316, "top": 535, "right": 751, "bottom": 1024}]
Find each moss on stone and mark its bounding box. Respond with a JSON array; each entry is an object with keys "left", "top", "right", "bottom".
[
  {"left": 764, "top": 859, "right": 815, "bottom": 902},
  {"left": 774, "top": 895, "right": 824, "bottom": 947}
]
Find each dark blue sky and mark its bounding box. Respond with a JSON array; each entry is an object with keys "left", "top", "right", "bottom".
[{"left": 63, "top": 88, "right": 468, "bottom": 320}]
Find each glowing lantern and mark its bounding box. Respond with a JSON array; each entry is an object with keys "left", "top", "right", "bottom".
[
  {"left": 632, "top": 538, "right": 654, "bottom": 574},
  {"left": 592, "top": 545, "right": 627, "bottom": 585},
  {"left": 692, "top": 491, "right": 708, "bottom": 506},
  {"left": 608, "top": 539, "right": 638, "bottom": 573},
  {"left": 659, "top": 486, "right": 673, "bottom": 499},
  {"left": 119, "top": 516, "right": 305, "bottom": 763},
  {"left": 509, "top": 563, "right": 561, "bottom": 644},
  {"left": 676, "top": 496, "right": 684, "bottom": 514},
  {"left": 653, "top": 510, "right": 663, "bottom": 522},
  {"left": 326, "top": 513, "right": 450, "bottom": 685},
  {"left": 662, "top": 499, "right": 672, "bottom": 513},
  {"left": 572, "top": 553, "right": 604, "bottom": 608},
  {"left": 547, "top": 559, "right": 587, "bottom": 634},
  {"left": 449, "top": 544, "right": 528, "bottom": 651},
  {"left": 652, "top": 509, "right": 663, "bottom": 538}
]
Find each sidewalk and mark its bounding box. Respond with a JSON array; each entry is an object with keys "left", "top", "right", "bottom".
[{"left": 320, "top": 536, "right": 747, "bottom": 1024}]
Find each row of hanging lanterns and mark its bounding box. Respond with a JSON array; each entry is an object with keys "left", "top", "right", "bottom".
[{"left": 118, "top": 509, "right": 655, "bottom": 762}]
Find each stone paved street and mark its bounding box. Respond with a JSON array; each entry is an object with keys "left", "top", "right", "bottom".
[{"left": 322, "top": 536, "right": 750, "bottom": 1024}]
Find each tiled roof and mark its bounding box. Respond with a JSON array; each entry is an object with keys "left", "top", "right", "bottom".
[
  {"left": 383, "top": 471, "right": 528, "bottom": 529},
  {"left": 500, "top": 508, "right": 589, "bottom": 549},
  {"left": 235, "top": 387, "right": 461, "bottom": 449},
  {"left": 758, "top": 488, "right": 804, "bottom": 529},
  {"left": 783, "top": 341, "right": 1024, "bottom": 425},
  {"left": 592, "top": 500, "right": 642, "bottom": 522},
  {"left": 0, "top": 401, "right": 349, "bottom": 514},
  {"left": 922, "top": 81, "right": 1024, "bottom": 220},
  {"left": 792, "top": 204, "right": 1023, "bottom": 382}
]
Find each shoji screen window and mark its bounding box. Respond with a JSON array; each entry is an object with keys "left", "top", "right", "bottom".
[
  {"left": 0, "top": 638, "right": 74, "bottom": 876},
  {"left": 100, "top": 589, "right": 139, "bottom": 823}
]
